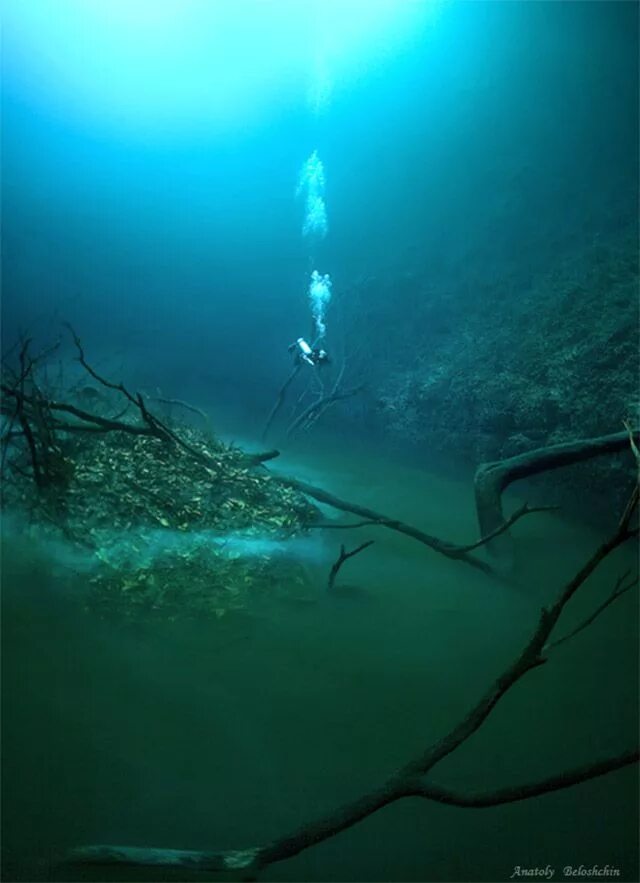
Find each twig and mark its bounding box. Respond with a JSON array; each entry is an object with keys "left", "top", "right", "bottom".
[
  {"left": 456, "top": 503, "right": 559, "bottom": 552},
  {"left": 262, "top": 364, "right": 302, "bottom": 442},
  {"left": 546, "top": 570, "right": 637, "bottom": 651},
  {"left": 64, "top": 325, "right": 140, "bottom": 408},
  {"left": 327, "top": 541, "right": 374, "bottom": 591},
  {"left": 13, "top": 340, "right": 44, "bottom": 487},
  {"left": 153, "top": 397, "right": 211, "bottom": 430},
  {"left": 63, "top": 326, "right": 223, "bottom": 467},
  {"left": 623, "top": 419, "right": 640, "bottom": 467},
  {"left": 287, "top": 382, "right": 363, "bottom": 437}
]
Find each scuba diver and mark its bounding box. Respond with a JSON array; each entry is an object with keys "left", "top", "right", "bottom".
[{"left": 288, "top": 337, "right": 330, "bottom": 367}]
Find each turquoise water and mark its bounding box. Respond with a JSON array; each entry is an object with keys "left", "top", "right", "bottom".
[
  {"left": 2, "top": 424, "right": 637, "bottom": 882},
  {"left": 2, "top": 2, "right": 637, "bottom": 880}
]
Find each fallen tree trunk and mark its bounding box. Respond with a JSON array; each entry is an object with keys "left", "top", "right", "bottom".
[{"left": 474, "top": 429, "right": 639, "bottom": 563}]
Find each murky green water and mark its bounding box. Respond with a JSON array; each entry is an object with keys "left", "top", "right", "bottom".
[{"left": 2, "top": 431, "right": 638, "bottom": 881}]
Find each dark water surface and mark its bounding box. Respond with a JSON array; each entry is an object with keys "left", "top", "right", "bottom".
[{"left": 2, "top": 427, "right": 638, "bottom": 882}]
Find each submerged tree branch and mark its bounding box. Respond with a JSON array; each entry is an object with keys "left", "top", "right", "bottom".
[
  {"left": 64, "top": 489, "right": 639, "bottom": 878},
  {"left": 276, "top": 475, "right": 494, "bottom": 574},
  {"left": 286, "top": 363, "right": 364, "bottom": 437},
  {"left": 474, "top": 429, "right": 639, "bottom": 562},
  {"left": 409, "top": 749, "right": 639, "bottom": 807},
  {"left": 447, "top": 502, "right": 558, "bottom": 554},
  {"left": 153, "top": 396, "right": 212, "bottom": 429},
  {"left": 327, "top": 540, "right": 374, "bottom": 591},
  {"left": 546, "top": 570, "right": 638, "bottom": 651},
  {"left": 262, "top": 364, "right": 302, "bottom": 443}
]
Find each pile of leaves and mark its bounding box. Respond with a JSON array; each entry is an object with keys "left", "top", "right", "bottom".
[
  {"left": 5, "top": 426, "right": 320, "bottom": 619},
  {"left": 63, "top": 428, "right": 317, "bottom": 536}
]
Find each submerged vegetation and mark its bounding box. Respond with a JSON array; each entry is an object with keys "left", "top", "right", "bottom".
[
  {"left": 358, "top": 229, "right": 639, "bottom": 518},
  {"left": 1, "top": 336, "right": 318, "bottom": 620}
]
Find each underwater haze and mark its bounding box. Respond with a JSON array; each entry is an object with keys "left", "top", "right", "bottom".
[{"left": 1, "top": 2, "right": 639, "bottom": 882}]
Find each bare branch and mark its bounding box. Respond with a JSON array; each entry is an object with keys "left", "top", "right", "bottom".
[
  {"left": 62, "top": 326, "right": 222, "bottom": 466},
  {"left": 152, "top": 396, "right": 211, "bottom": 430},
  {"left": 618, "top": 483, "right": 639, "bottom": 533},
  {"left": 287, "top": 379, "right": 364, "bottom": 437},
  {"left": 307, "top": 519, "right": 383, "bottom": 530},
  {"left": 409, "top": 749, "right": 639, "bottom": 807},
  {"left": 307, "top": 504, "right": 556, "bottom": 544},
  {"left": 456, "top": 502, "right": 559, "bottom": 553},
  {"left": 277, "top": 474, "right": 494, "bottom": 574},
  {"left": 327, "top": 540, "right": 374, "bottom": 591},
  {"left": 262, "top": 364, "right": 302, "bottom": 442},
  {"left": 546, "top": 570, "right": 637, "bottom": 651},
  {"left": 623, "top": 419, "right": 640, "bottom": 468},
  {"left": 64, "top": 324, "right": 140, "bottom": 408}
]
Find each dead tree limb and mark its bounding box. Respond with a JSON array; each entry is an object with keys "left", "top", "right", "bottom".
[
  {"left": 546, "top": 569, "right": 638, "bottom": 651},
  {"left": 456, "top": 502, "right": 559, "bottom": 553},
  {"left": 242, "top": 449, "right": 280, "bottom": 467},
  {"left": 3, "top": 339, "right": 63, "bottom": 488},
  {"left": 17, "top": 412, "right": 44, "bottom": 487},
  {"left": 285, "top": 359, "right": 364, "bottom": 437},
  {"left": 153, "top": 396, "right": 212, "bottom": 434},
  {"left": 277, "top": 475, "right": 494, "bottom": 574},
  {"left": 64, "top": 326, "right": 224, "bottom": 467},
  {"left": 262, "top": 364, "right": 302, "bottom": 442},
  {"left": 474, "top": 429, "right": 639, "bottom": 562},
  {"left": 408, "top": 750, "right": 639, "bottom": 806},
  {"left": 264, "top": 355, "right": 363, "bottom": 441},
  {"left": 327, "top": 540, "right": 374, "bottom": 591},
  {"left": 286, "top": 383, "right": 364, "bottom": 437},
  {"left": 308, "top": 504, "right": 555, "bottom": 559},
  {"left": 307, "top": 519, "right": 383, "bottom": 530},
  {"left": 624, "top": 419, "right": 640, "bottom": 467},
  {"left": 65, "top": 324, "right": 141, "bottom": 408},
  {"left": 1, "top": 390, "right": 153, "bottom": 437},
  {"left": 64, "top": 489, "right": 639, "bottom": 878}
]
